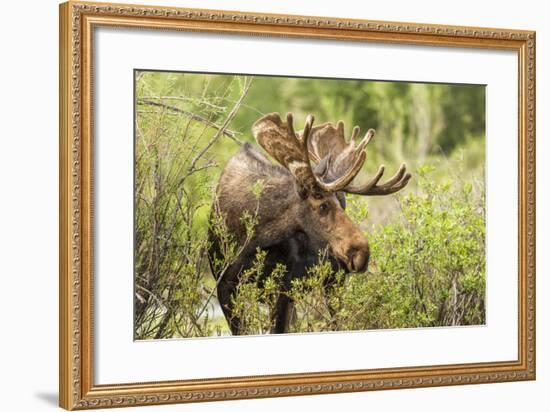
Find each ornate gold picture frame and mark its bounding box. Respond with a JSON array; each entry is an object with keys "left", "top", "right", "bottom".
[{"left": 59, "top": 1, "right": 536, "bottom": 409}]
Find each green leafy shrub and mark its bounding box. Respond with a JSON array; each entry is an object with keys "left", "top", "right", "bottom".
[
  {"left": 364, "top": 166, "right": 486, "bottom": 328},
  {"left": 283, "top": 166, "right": 486, "bottom": 332},
  {"left": 230, "top": 249, "right": 286, "bottom": 335},
  {"left": 134, "top": 72, "right": 252, "bottom": 339}
]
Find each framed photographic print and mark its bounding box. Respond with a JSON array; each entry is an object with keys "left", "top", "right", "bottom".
[{"left": 59, "top": 1, "right": 536, "bottom": 409}]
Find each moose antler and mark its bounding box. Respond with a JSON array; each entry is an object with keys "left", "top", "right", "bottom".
[
  {"left": 307, "top": 120, "right": 411, "bottom": 196},
  {"left": 252, "top": 113, "right": 365, "bottom": 193}
]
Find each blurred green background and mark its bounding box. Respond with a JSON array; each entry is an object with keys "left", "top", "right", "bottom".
[{"left": 137, "top": 71, "right": 485, "bottom": 224}]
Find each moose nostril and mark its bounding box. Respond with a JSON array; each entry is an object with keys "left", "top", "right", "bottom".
[
  {"left": 348, "top": 247, "right": 369, "bottom": 273},
  {"left": 346, "top": 248, "right": 358, "bottom": 267}
]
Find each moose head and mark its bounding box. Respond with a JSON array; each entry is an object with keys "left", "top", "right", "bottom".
[{"left": 252, "top": 112, "right": 411, "bottom": 273}]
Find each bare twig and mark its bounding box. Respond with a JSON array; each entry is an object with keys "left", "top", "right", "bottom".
[
  {"left": 135, "top": 284, "right": 167, "bottom": 310},
  {"left": 188, "top": 77, "right": 253, "bottom": 172},
  {"left": 134, "top": 75, "right": 254, "bottom": 339},
  {"left": 141, "top": 96, "right": 227, "bottom": 111},
  {"left": 137, "top": 98, "right": 241, "bottom": 141},
  {"left": 135, "top": 71, "right": 145, "bottom": 83}
]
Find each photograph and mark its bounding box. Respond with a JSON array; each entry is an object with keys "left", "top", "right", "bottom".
[{"left": 134, "top": 71, "right": 487, "bottom": 339}]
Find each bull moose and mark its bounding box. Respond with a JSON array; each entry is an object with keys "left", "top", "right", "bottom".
[{"left": 208, "top": 112, "right": 411, "bottom": 335}]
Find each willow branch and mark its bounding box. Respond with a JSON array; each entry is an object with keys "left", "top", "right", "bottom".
[{"left": 137, "top": 99, "right": 241, "bottom": 141}]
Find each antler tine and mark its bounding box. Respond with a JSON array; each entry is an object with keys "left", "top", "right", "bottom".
[
  {"left": 314, "top": 128, "right": 375, "bottom": 192},
  {"left": 294, "top": 113, "right": 360, "bottom": 192},
  {"left": 355, "top": 128, "right": 375, "bottom": 153},
  {"left": 346, "top": 165, "right": 385, "bottom": 194},
  {"left": 292, "top": 113, "right": 358, "bottom": 193},
  {"left": 379, "top": 163, "right": 407, "bottom": 187},
  {"left": 336, "top": 120, "right": 345, "bottom": 137},
  {"left": 345, "top": 163, "right": 412, "bottom": 196},
  {"left": 316, "top": 150, "right": 366, "bottom": 192},
  {"left": 301, "top": 114, "right": 314, "bottom": 142},
  {"left": 350, "top": 125, "right": 360, "bottom": 142},
  {"left": 286, "top": 112, "right": 297, "bottom": 139},
  {"left": 306, "top": 120, "right": 371, "bottom": 192},
  {"left": 370, "top": 164, "right": 411, "bottom": 195},
  {"left": 254, "top": 112, "right": 409, "bottom": 195}
]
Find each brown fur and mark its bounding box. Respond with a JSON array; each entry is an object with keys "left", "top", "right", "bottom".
[
  {"left": 208, "top": 112, "right": 409, "bottom": 334},
  {"left": 208, "top": 143, "right": 369, "bottom": 334}
]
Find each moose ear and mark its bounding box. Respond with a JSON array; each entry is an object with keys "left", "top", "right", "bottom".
[{"left": 313, "top": 154, "right": 332, "bottom": 179}]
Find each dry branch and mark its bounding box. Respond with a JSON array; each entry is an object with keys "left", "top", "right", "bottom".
[{"left": 137, "top": 98, "right": 242, "bottom": 141}]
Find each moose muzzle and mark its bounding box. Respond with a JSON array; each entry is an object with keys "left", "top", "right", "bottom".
[{"left": 344, "top": 236, "right": 370, "bottom": 273}]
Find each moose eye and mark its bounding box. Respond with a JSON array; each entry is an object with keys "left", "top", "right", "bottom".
[{"left": 318, "top": 202, "right": 331, "bottom": 215}]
